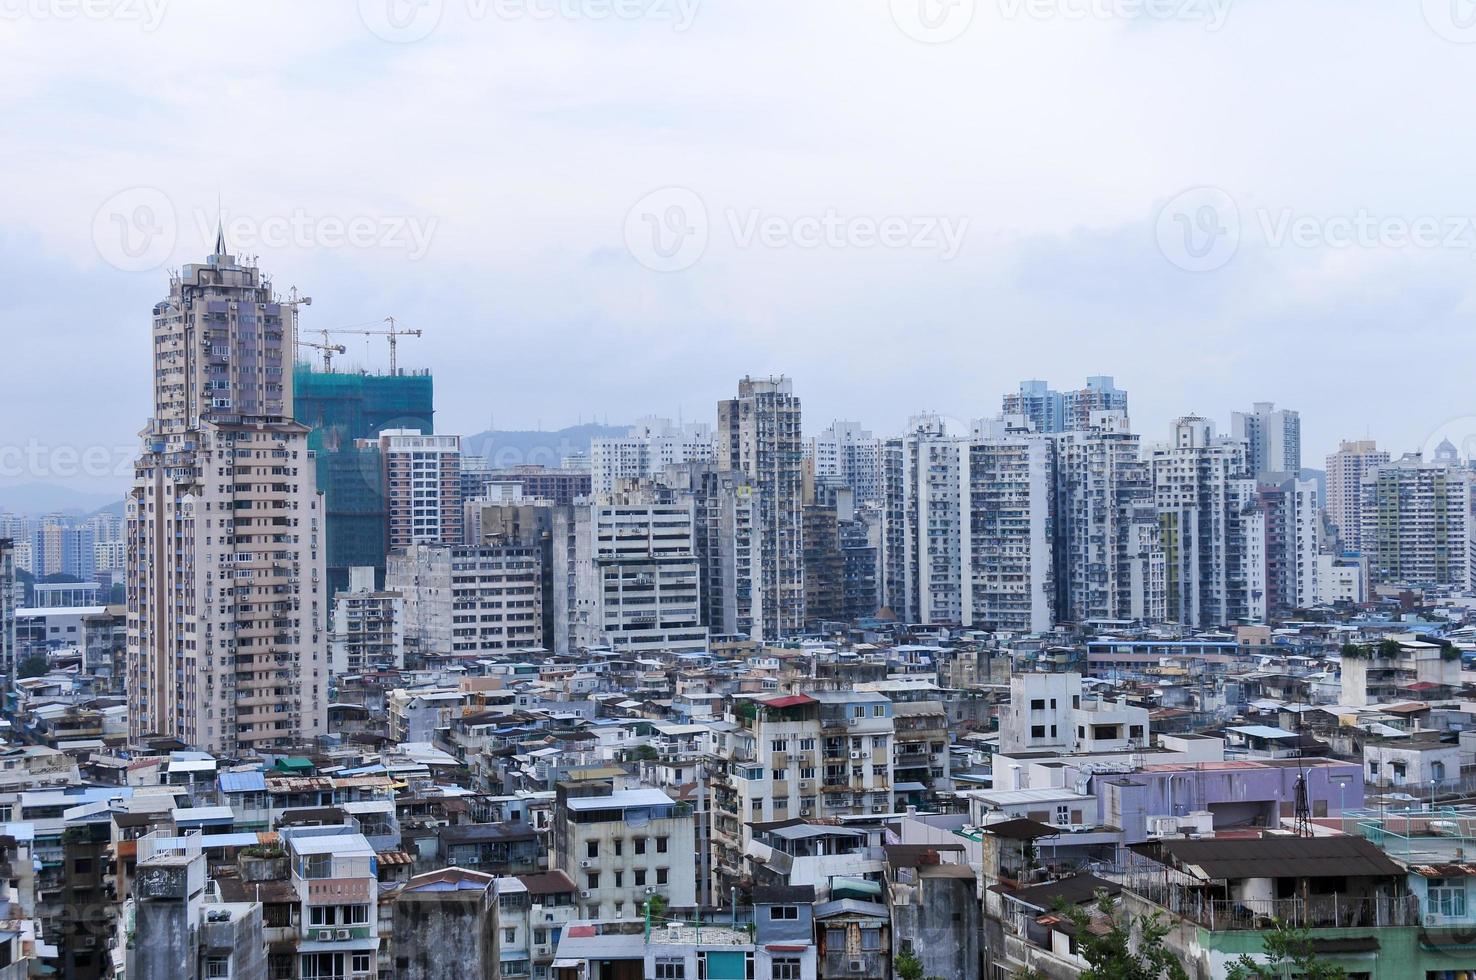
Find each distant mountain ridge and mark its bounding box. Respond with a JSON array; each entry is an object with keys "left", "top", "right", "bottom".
[
  {"left": 463, "top": 423, "right": 629, "bottom": 469},
  {"left": 0, "top": 483, "right": 126, "bottom": 517}
]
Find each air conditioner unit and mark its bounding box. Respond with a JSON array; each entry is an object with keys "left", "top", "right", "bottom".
[
  {"left": 335, "top": 929, "right": 351, "bottom": 941},
  {"left": 800, "top": 807, "right": 812, "bottom": 816},
  {"left": 580, "top": 860, "right": 592, "bottom": 868},
  {"left": 849, "top": 959, "right": 865, "bottom": 973},
  {"left": 580, "top": 890, "right": 591, "bottom": 898},
  {"left": 850, "top": 751, "right": 863, "bottom": 760},
  {"left": 317, "top": 929, "right": 336, "bottom": 941},
  {"left": 645, "top": 887, "right": 656, "bottom": 894},
  {"left": 847, "top": 717, "right": 859, "bottom": 727}
]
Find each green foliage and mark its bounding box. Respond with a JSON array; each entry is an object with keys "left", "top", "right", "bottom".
[
  {"left": 894, "top": 948, "right": 926, "bottom": 980},
  {"left": 644, "top": 893, "right": 669, "bottom": 923},
  {"left": 17, "top": 655, "right": 48, "bottom": 678},
  {"left": 1338, "top": 643, "right": 1367, "bottom": 660},
  {"left": 1377, "top": 638, "right": 1403, "bottom": 658},
  {"left": 632, "top": 745, "right": 659, "bottom": 762},
  {"left": 1061, "top": 892, "right": 1189, "bottom": 980},
  {"left": 1225, "top": 920, "right": 1347, "bottom": 980}
]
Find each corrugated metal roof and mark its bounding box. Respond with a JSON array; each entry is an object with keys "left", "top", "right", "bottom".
[
  {"left": 218, "top": 770, "right": 266, "bottom": 794},
  {"left": 1133, "top": 835, "right": 1405, "bottom": 880}
]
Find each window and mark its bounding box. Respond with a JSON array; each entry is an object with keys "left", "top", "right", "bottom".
[
  {"left": 614, "top": 838, "right": 624, "bottom": 856},
  {"left": 635, "top": 869, "right": 647, "bottom": 886},
  {"left": 1031, "top": 725, "right": 1046, "bottom": 739},
  {"left": 1129, "top": 725, "right": 1144, "bottom": 741},
  {"left": 301, "top": 854, "right": 332, "bottom": 879},
  {"left": 1030, "top": 698, "right": 1045, "bottom": 710},
  {"left": 534, "top": 928, "right": 547, "bottom": 944},
  {"left": 769, "top": 905, "right": 798, "bottom": 920},
  {"left": 657, "top": 867, "right": 669, "bottom": 885},
  {"left": 872, "top": 705, "right": 885, "bottom": 717},
  {"left": 614, "top": 871, "right": 623, "bottom": 888},
  {"left": 800, "top": 767, "right": 816, "bottom": 780},
  {"left": 771, "top": 738, "right": 788, "bottom": 752},
  {"left": 635, "top": 837, "right": 647, "bottom": 855},
  {"left": 871, "top": 735, "right": 886, "bottom": 748},
  {"left": 205, "top": 958, "right": 229, "bottom": 979},
  {"left": 586, "top": 840, "right": 599, "bottom": 859},
  {"left": 73, "top": 858, "right": 92, "bottom": 874},
  {"left": 657, "top": 836, "right": 669, "bottom": 853},
  {"left": 1430, "top": 878, "right": 1467, "bottom": 918},
  {"left": 504, "top": 928, "right": 517, "bottom": 943},
  {"left": 861, "top": 928, "right": 882, "bottom": 950},
  {"left": 586, "top": 871, "right": 599, "bottom": 890},
  {"left": 654, "top": 960, "right": 685, "bottom": 980},
  {"left": 1050, "top": 698, "right": 1057, "bottom": 709},
  {"left": 798, "top": 738, "right": 815, "bottom": 751},
  {"left": 352, "top": 953, "right": 371, "bottom": 974},
  {"left": 772, "top": 958, "right": 802, "bottom": 980},
  {"left": 772, "top": 768, "right": 788, "bottom": 780},
  {"left": 826, "top": 927, "right": 846, "bottom": 948}
]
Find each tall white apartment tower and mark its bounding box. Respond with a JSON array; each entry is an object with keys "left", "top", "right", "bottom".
[
  {"left": 1150, "top": 416, "right": 1261, "bottom": 627},
  {"left": 718, "top": 377, "right": 804, "bottom": 640},
  {"left": 1232, "top": 402, "right": 1301, "bottom": 477},
  {"left": 969, "top": 418, "right": 1056, "bottom": 633},
  {"left": 378, "top": 429, "right": 463, "bottom": 551},
  {"left": 590, "top": 417, "right": 714, "bottom": 493},
  {"left": 1360, "top": 453, "right": 1473, "bottom": 588},
  {"left": 1325, "top": 440, "right": 1389, "bottom": 553},
  {"left": 126, "top": 233, "right": 328, "bottom": 753},
  {"left": 1051, "top": 411, "right": 1165, "bottom": 623},
  {"left": 809, "top": 420, "right": 883, "bottom": 504},
  {"left": 889, "top": 415, "right": 969, "bottom": 626}
]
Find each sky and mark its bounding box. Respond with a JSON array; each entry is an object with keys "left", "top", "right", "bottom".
[{"left": 4, "top": 0, "right": 1476, "bottom": 497}]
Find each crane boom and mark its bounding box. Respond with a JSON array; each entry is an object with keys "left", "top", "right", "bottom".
[{"left": 316, "top": 317, "right": 424, "bottom": 372}]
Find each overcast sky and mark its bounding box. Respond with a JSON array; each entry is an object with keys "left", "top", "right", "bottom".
[{"left": 4, "top": 0, "right": 1476, "bottom": 495}]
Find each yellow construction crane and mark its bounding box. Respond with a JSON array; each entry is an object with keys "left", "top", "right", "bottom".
[
  {"left": 295, "top": 338, "right": 348, "bottom": 371},
  {"left": 317, "top": 316, "right": 424, "bottom": 373}
]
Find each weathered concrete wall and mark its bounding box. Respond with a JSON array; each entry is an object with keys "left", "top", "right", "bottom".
[
  {"left": 132, "top": 903, "right": 192, "bottom": 980},
  {"left": 393, "top": 894, "right": 498, "bottom": 979}
]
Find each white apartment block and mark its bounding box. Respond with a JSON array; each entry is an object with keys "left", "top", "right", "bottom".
[
  {"left": 1051, "top": 411, "right": 1165, "bottom": 624},
  {"left": 387, "top": 543, "right": 543, "bottom": 656},
  {"left": 378, "top": 429, "right": 463, "bottom": 552},
  {"left": 969, "top": 419, "right": 1056, "bottom": 634},
  {"left": 718, "top": 377, "right": 805, "bottom": 640},
  {"left": 1231, "top": 401, "right": 1301, "bottom": 477},
  {"left": 556, "top": 488, "right": 708, "bottom": 655},
  {"left": 1359, "top": 453, "right": 1474, "bottom": 588},
  {"left": 809, "top": 420, "right": 883, "bottom": 505},
  {"left": 1325, "top": 439, "right": 1389, "bottom": 553},
  {"left": 1316, "top": 554, "right": 1367, "bottom": 604},
  {"left": 127, "top": 241, "right": 327, "bottom": 753},
  {"left": 1000, "top": 672, "right": 1150, "bottom": 755},
  {"left": 1256, "top": 475, "right": 1320, "bottom": 618},
  {"left": 329, "top": 565, "right": 406, "bottom": 677},
  {"left": 1150, "top": 416, "right": 1261, "bottom": 627},
  {"left": 554, "top": 787, "right": 697, "bottom": 920},
  {"left": 889, "top": 415, "right": 969, "bottom": 626},
  {"left": 591, "top": 417, "right": 714, "bottom": 493}
]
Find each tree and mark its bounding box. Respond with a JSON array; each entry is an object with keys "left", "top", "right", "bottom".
[
  {"left": 643, "top": 893, "right": 668, "bottom": 924},
  {"left": 1225, "top": 920, "right": 1347, "bottom": 980},
  {"left": 1061, "top": 892, "right": 1189, "bottom": 980},
  {"left": 894, "top": 948, "right": 925, "bottom": 980},
  {"left": 17, "top": 655, "right": 48, "bottom": 679}
]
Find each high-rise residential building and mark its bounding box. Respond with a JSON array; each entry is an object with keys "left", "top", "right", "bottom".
[
  {"left": 0, "top": 539, "right": 13, "bottom": 682},
  {"left": 329, "top": 565, "right": 406, "bottom": 677},
  {"left": 1325, "top": 439, "right": 1389, "bottom": 553},
  {"left": 294, "top": 364, "right": 435, "bottom": 599},
  {"left": 666, "top": 463, "right": 759, "bottom": 639},
  {"left": 1150, "top": 416, "right": 1262, "bottom": 627},
  {"left": 590, "top": 417, "right": 714, "bottom": 493},
  {"left": 387, "top": 542, "right": 543, "bottom": 657},
  {"left": 1360, "top": 453, "right": 1473, "bottom": 588},
  {"left": 126, "top": 236, "right": 327, "bottom": 753},
  {"left": 880, "top": 416, "right": 1055, "bottom": 632},
  {"left": 553, "top": 485, "right": 707, "bottom": 655},
  {"left": 968, "top": 418, "right": 1056, "bottom": 633},
  {"left": 1002, "top": 376, "right": 1127, "bottom": 433},
  {"left": 884, "top": 415, "right": 968, "bottom": 625},
  {"left": 376, "top": 429, "right": 463, "bottom": 552},
  {"left": 717, "top": 376, "right": 804, "bottom": 640},
  {"left": 463, "top": 464, "right": 591, "bottom": 506},
  {"left": 1050, "top": 411, "right": 1165, "bottom": 623},
  {"left": 809, "top": 420, "right": 883, "bottom": 504},
  {"left": 475, "top": 499, "right": 558, "bottom": 643},
  {"left": 1231, "top": 401, "right": 1302, "bottom": 477},
  {"left": 1254, "top": 475, "right": 1320, "bottom": 619}
]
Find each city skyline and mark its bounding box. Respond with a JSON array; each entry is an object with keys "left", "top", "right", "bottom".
[{"left": 5, "top": 1, "right": 1476, "bottom": 497}]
